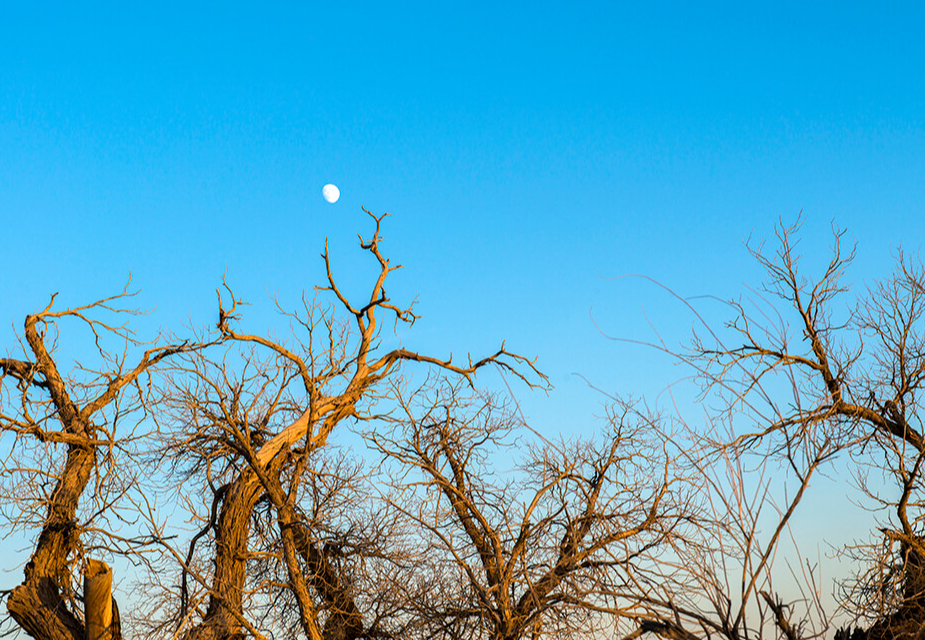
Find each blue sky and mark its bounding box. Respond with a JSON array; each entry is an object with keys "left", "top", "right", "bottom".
[
  {"left": 2, "top": 2, "right": 925, "bottom": 601},
  {"left": 3, "top": 0, "right": 925, "bottom": 433},
  {"left": 3, "top": 1, "right": 924, "bottom": 431}
]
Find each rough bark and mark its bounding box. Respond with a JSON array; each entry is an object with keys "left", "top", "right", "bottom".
[
  {"left": 85, "top": 559, "right": 117, "bottom": 640},
  {"left": 297, "top": 529, "right": 363, "bottom": 640},
  {"left": 185, "top": 476, "right": 264, "bottom": 640}
]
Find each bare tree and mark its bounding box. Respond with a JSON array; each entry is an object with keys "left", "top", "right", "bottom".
[
  {"left": 0, "top": 286, "right": 203, "bottom": 640},
  {"left": 143, "top": 210, "right": 547, "bottom": 640},
  {"left": 612, "top": 219, "right": 925, "bottom": 639},
  {"left": 707, "top": 223, "right": 925, "bottom": 638},
  {"left": 366, "top": 380, "right": 687, "bottom": 640},
  {"left": 0, "top": 211, "right": 545, "bottom": 640}
]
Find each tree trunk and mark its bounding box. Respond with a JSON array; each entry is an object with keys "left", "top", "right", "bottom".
[
  {"left": 7, "top": 444, "right": 96, "bottom": 640},
  {"left": 185, "top": 475, "right": 263, "bottom": 640},
  {"left": 85, "top": 560, "right": 118, "bottom": 640}
]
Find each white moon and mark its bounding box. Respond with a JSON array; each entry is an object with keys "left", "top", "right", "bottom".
[{"left": 322, "top": 184, "right": 340, "bottom": 204}]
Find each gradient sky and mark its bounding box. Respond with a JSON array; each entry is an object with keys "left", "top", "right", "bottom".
[{"left": 3, "top": 1, "right": 925, "bottom": 610}]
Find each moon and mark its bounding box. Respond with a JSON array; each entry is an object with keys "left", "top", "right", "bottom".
[{"left": 322, "top": 184, "right": 340, "bottom": 204}]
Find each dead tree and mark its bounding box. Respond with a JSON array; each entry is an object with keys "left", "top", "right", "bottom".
[
  {"left": 615, "top": 219, "right": 925, "bottom": 639},
  {"left": 367, "top": 382, "right": 684, "bottom": 640},
  {"left": 0, "top": 287, "right": 201, "bottom": 640},
  {"left": 150, "top": 210, "right": 547, "bottom": 640}
]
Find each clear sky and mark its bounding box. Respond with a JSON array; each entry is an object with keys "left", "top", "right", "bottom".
[
  {"left": 2, "top": 1, "right": 925, "bottom": 612},
  {"left": 4, "top": 0, "right": 925, "bottom": 446},
  {"left": 5, "top": 2, "right": 924, "bottom": 422}
]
